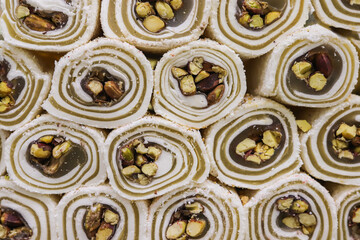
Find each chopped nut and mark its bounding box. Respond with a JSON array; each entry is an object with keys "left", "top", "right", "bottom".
[
  {"left": 24, "top": 14, "right": 56, "bottom": 32},
  {"left": 51, "top": 12, "right": 68, "bottom": 28},
  {"left": 332, "top": 139, "right": 348, "bottom": 150},
  {"left": 315, "top": 53, "right": 332, "bottom": 78},
  {"left": 122, "top": 165, "right": 141, "bottom": 178},
  {"left": 87, "top": 80, "right": 103, "bottom": 97},
  {"left": 245, "top": 154, "right": 261, "bottom": 164},
  {"left": 120, "top": 147, "right": 135, "bottom": 165},
  {"left": 155, "top": 1, "right": 174, "bottom": 20},
  {"left": 352, "top": 208, "right": 360, "bottom": 223},
  {"left": 239, "top": 13, "right": 251, "bottom": 27},
  {"left": 212, "top": 66, "right": 227, "bottom": 82},
  {"left": 185, "top": 202, "right": 204, "bottom": 214},
  {"left": 249, "top": 15, "right": 264, "bottom": 29},
  {"left": 336, "top": 123, "right": 349, "bottom": 136},
  {"left": 141, "top": 162, "right": 158, "bottom": 177},
  {"left": 207, "top": 84, "right": 225, "bottom": 106},
  {"left": 1, "top": 211, "right": 23, "bottom": 227},
  {"left": 170, "top": 0, "right": 183, "bottom": 10},
  {"left": 309, "top": 72, "right": 327, "bottom": 91},
  {"left": 30, "top": 143, "right": 52, "bottom": 159},
  {"left": 104, "top": 81, "right": 123, "bottom": 100},
  {"left": 39, "top": 135, "right": 54, "bottom": 144},
  {"left": 338, "top": 150, "right": 354, "bottom": 160},
  {"left": 52, "top": 141, "right": 71, "bottom": 159},
  {"left": 0, "top": 82, "right": 12, "bottom": 97},
  {"left": 291, "top": 61, "right": 312, "bottom": 80},
  {"left": 282, "top": 217, "right": 301, "bottom": 229},
  {"left": 194, "top": 71, "right": 210, "bottom": 83},
  {"left": 296, "top": 120, "right": 312, "bottom": 133},
  {"left": 244, "top": 0, "right": 263, "bottom": 14},
  {"left": 143, "top": 15, "right": 165, "bottom": 33},
  {"left": 196, "top": 73, "right": 220, "bottom": 92},
  {"left": 302, "top": 225, "right": 315, "bottom": 235},
  {"left": 16, "top": 5, "right": 30, "bottom": 19},
  {"left": 188, "top": 62, "right": 202, "bottom": 75},
  {"left": 291, "top": 200, "right": 309, "bottom": 213},
  {"left": 193, "top": 57, "right": 204, "bottom": 69},
  {"left": 276, "top": 198, "right": 294, "bottom": 211},
  {"left": 171, "top": 67, "right": 188, "bottom": 80},
  {"left": 84, "top": 204, "right": 103, "bottom": 236},
  {"left": 166, "top": 220, "right": 187, "bottom": 239},
  {"left": 236, "top": 138, "right": 257, "bottom": 155},
  {"left": 350, "top": 0, "right": 360, "bottom": 5},
  {"left": 186, "top": 218, "right": 206, "bottom": 237},
  {"left": 135, "top": 154, "right": 148, "bottom": 167},
  {"left": 180, "top": 75, "right": 196, "bottom": 96},
  {"left": 104, "top": 210, "right": 119, "bottom": 225},
  {"left": 147, "top": 146, "right": 162, "bottom": 160},
  {"left": 95, "top": 222, "right": 114, "bottom": 240},
  {"left": 136, "top": 2, "right": 155, "bottom": 18},
  {"left": 0, "top": 224, "right": 8, "bottom": 238},
  {"left": 299, "top": 213, "right": 317, "bottom": 227},
  {"left": 262, "top": 130, "right": 282, "bottom": 148},
  {"left": 7, "top": 227, "right": 32, "bottom": 239},
  {"left": 341, "top": 124, "right": 356, "bottom": 140},
  {"left": 265, "top": 11, "right": 281, "bottom": 25},
  {"left": 137, "top": 173, "right": 151, "bottom": 185},
  {"left": 259, "top": 147, "right": 275, "bottom": 160},
  {"left": 135, "top": 143, "right": 148, "bottom": 154}
]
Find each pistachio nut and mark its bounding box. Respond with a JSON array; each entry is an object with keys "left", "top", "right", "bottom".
[
  {"left": 141, "top": 162, "right": 158, "bottom": 177},
  {"left": 350, "top": 0, "right": 360, "bottom": 5},
  {"left": 155, "top": 1, "right": 174, "bottom": 20},
  {"left": 264, "top": 11, "right": 281, "bottom": 25},
  {"left": 339, "top": 124, "right": 356, "bottom": 140},
  {"left": 352, "top": 208, "right": 360, "bottom": 223},
  {"left": 136, "top": 2, "right": 155, "bottom": 18},
  {"left": 15, "top": 5, "right": 30, "bottom": 19},
  {"left": 147, "top": 146, "right": 162, "bottom": 160},
  {"left": 87, "top": 80, "right": 103, "bottom": 97},
  {"left": 245, "top": 154, "right": 261, "bottom": 164},
  {"left": 239, "top": 13, "right": 251, "bottom": 27},
  {"left": 291, "top": 61, "right": 312, "bottom": 80},
  {"left": 249, "top": 15, "right": 264, "bottom": 29},
  {"left": 30, "top": 143, "right": 52, "bottom": 159},
  {"left": 243, "top": 0, "right": 263, "bottom": 14},
  {"left": 24, "top": 14, "right": 56, "bottom": 32},
  {"left": 52, "top": 141, "right": 71, "bottom": 159},
  {"left": 185, "top": 202, "right": 204, "bottom": 214},
  {"left": 84, "top": 204, "right": 103, "bottom": 236},
  {"left": 193, "top": 57, "right": 204, "bottom": 69},
  {"left": 296, "top": 120, "right": 312, "bottom": 133},
  {"left": 262, "top": 130, "right": 282, "bottom": 148},
  {"left": 0, "top": 82, "right": 12, "bottom": 98},
  {"left": 171, "top": 67, "right": 188, "bottom": 80},
  {"left": 0, "top": 224, "right": 8, "bottom": 238},
  {"left": 180, "top": 75, "right": 196, "bottom": 96},
  {"left": 120, "top": 147, "right": 135, "bottom": 165},
  {"left": 135, "top": 154, "right": 148, "bottom": 167},
  {"left": 143, "top": 15, "right": 165, "bottom": 33},
  {"left": 170, "top": 0, "right": 183, "bottom": 10},
  {"left": 338, "top": 150, "right": 354, "bottom": 160},
  {"left": 308, "top": 72, "right": 327, "bottom": 91},
  {"left": 104, "top": 209, "right": 119, "bottom": 225},
  {"left": 291, "top": 200, "right": 309, "bottom": 213},
  {"left": 95, "top": 222, "right": 114, "bottom": 240},
  {"left": 188, "top": 62, "right": 202, "bottom": 75},
  {"left": 194, "top": 71, "right": 210, "bottom": 83},
  {"left": 282, "top": 217, "right": 301, "bottom": 229},
  {"left": 186, "top": 218, "right": 206, "bottom": 237},
  {"left": 314, "top": 52, "right": 332, "bottom": 78},
  {"left": 302, "top": 225, "right": 315, "bottom": 235},
  {"left": 207, "top": 84, "right": 225, "bottom": 105},
  {"left": 236, "top": 138, "right": 257, "bottom": 155},
  {"left": 166, "top": 220, "right": 187, "bottom": 239},
  {"left": 51, "top": 12, "right": 68, "bottom": 28},
  {"left": 39, "top": 135, "right": 54, "bottom": 144},
  {"left": 7, "top": 227, "right": 32, "bottom": 239},
  {"left": 122, "top": 165, "right": 141, "bottom": 178},
  {"left": 137, "top": 173, "right": 151, "bottom": 185},
  {"left": 298, "top": 213, "right": 317, "bottom": 227},
  {"left": 104, "top": 81, "right": 123, "bottom": 100},
  {"left": 276, "top": 197, "right": 294, "bottom": 211},
  {"left": 332, "top": 139, "right": 348, "bottom": 150}
]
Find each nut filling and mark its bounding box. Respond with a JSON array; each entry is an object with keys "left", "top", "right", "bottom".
[
  {"left": 276, "top": 196, "right": 317, "bottom": 236},
  {"left": 81, "top": 67, "right": 126, "bottom": 106},
  {"left": 171, "top": 57, "right": 227, "bottom": 107},
  {"left": 27, "top": 135, "right": 87, "bottom": 177},
  {"left": 330, "top": 122, "right": 360, "bottom": 163},
  {"left": 0, "top": 207, "right": 33, "bottom": 239},
  {"left": 349, "top": 205, "right": 360, "bottom": 239},
  {"left": 135, "top": 0, "right": 184, "bottom": 33},
  {"left": 83, "top": 203, "right": 120, "bottom": 240},
  {"left": 16, "top": 0, "right": 69, "bottom": 32},
  {"left": 237, "top": 0, "right": 285, "bottom": 30},
  {"left": 117, "top": 138, "right": 162, "bottom": 185},
  {"left": 166, "top": 200, "right": 209, "bottom": 239},
  {"left": 0, "top": 60, "right": 25, "bottom": 113}
]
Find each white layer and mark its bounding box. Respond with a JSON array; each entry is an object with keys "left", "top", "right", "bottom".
[
  {"left": 56, "top": 185, "right": 148, "bottom": 240},
  {"left": 153, "top": 39, "right": 246, "bottom": 129},
  {"left": 0, "top": 129, "right": 8, "bottom": 175},
  {"left": 4, "top": 114, "right": 107, "bottom": 194},
  {"left": 43, "top": 38, "right": 153, "bottom": 129},
  {"left": 147, "top": 180, "right": 248, "bottom": 240},
  {"left": 105, "top": 116, "right": 210, "bottom": 200}
]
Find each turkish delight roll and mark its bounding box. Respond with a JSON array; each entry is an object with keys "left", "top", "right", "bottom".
[
  {"left": 147, "top": 180, "right": 248, "bottom": 240},
  {"left": 4, "top": 114, "right": 106, "bottom": 194},
  {"left": 247, "top": 25, "right": 359, "bottom": 108},
  {"left": 153, "top": 39, "right": 246, "bottom": 129},
  {"left": 206, "top": 0, "right": 311, "bottom": 58},
  {"left": 101, "top": 0, "right": 212, "bottom": 53},
  {"left": 0, "top": 178, "right": 57, "bottom": 239},
  {"left": 1, "top": 0, "right": 100, "bottom": 52},
  {"left": 105, "top": 116, "right": 210, "bottom": 200},
  {"left": 204, "top": 96, "right": 301, "bottom": 189},
  {"left": 246, "top": 173, "right": 337, "bottom": 239},
  {"left": 56, "top": 185, "right": 148, "bottom": 240},
  {"left": 43, "top": 38, "right": 153, "bottom": 129}
]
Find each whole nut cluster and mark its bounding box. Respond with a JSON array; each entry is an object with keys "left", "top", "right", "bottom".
[
  {"left": 238, "top": 0, "right": 282, "bottom": 30},
  {"left": 29, "top": 135, "right": 72, "bottom": 175},
  {"left": 81, "top": 68, "right": 125, "bottom": 105},
  {"left": 84, "top": 203, "right": 120, "bottom": 240},
  {"left": 166, "top": 201, "right": 207, "bottom": 239},
  {"left": 171, "top": 57, "right": 227, "bottom": 106},
  {"left": 0, "top": 208, "right": 33, "bottom": 239},
  {"left": 332, "top": 122, "right": 360, "bottom": 160},
  {"left": 235, "top": 129, "right": 282, "bottom": 165},
  {"left": 291, "top": 50, "right": 333, "bottom": 92},
  {"left": 119, "top": 138, "right": 162, "bottom": 185},
  {"left": 16, "top": 0, "right": 68, "bottom": 32},
  {"left": 276, "top": 196, "right": 317, "bottom": 236},
  {"left": 135, "top": 0, "right": 184, "bottom": 33}
]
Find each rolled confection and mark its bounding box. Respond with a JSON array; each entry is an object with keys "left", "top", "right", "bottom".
[
  {"left": 312, "top": 0, "right": 360, "bottom": 32},
  {"left": 4, "top": 114, "right": 106, "bottom": 194},
  {"left": 105, "top": 116, "right": 210, "bottom": 200},
  {"left": 0, "top": 130, "right": 8, "bottom": 175},
  {"left": 0, "top": 0, "right": 100, "bottom": 52},
  {"left": 0, "top": 178, "right": 57, "bottom": 239},
  {"left": 56, "top": 185, "right": 148, "bottom": 240},
  {"left": 43, "top": 38, "right": 153, "bottom": 129},
  {"left": 204, "top": 96, "right": 301, "bottom": 189},
  {"left": 206, "top": 0, "right": 311, "bottom": 59},
  {"left": 247, "top": 25, "right": 359, "bottom": 108},
  {"left": 0, "top": 41, "right": 51, "bottom": 131},
  {"left": 101, "top": 0, "right": 211, "bottom": 53},
  {"left": 246, "top": 173, "right": 337, "bottom": 239},
  {"left": 301, "top": 94, "right": 360, "bottom": 185},
  {"left": 147, "top": 180, "right": 248, "bottom": 240},
  {"left": 153, "top": 39, "right": 247, "bottom": 129},
  {"left": 332, "top": 185, "right": 360, "bottom": 240}
]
